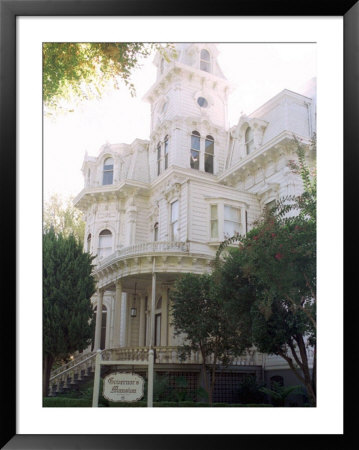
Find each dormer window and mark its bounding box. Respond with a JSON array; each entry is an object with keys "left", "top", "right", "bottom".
[
  {"left": 245, "top": 127, "right": 254, "bottom": 155},
  {"left": 102, "top": 157, "right": 114, "bottom": 185},
  {"left": 200, "top": 49, "right": 211, "bottom": 72},
  {"left": 190, "top": 131, "right": 200, "bottom": 170}
]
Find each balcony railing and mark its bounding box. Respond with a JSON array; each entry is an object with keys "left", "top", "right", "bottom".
[{"left": 96, "top": 241, "right": 189, "bottom": 267}]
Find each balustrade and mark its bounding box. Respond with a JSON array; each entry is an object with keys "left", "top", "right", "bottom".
[{"left": 48, "top": 346, "right": 263, "bottom": 395}]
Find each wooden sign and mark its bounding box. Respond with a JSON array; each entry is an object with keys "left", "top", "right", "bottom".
[{"left": 103, "top": 372, "right": 145, "bottom": 402}]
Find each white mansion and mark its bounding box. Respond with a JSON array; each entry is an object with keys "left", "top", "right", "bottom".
[{"left": 50, "top": 44, "right": 316, "bottom": 402}]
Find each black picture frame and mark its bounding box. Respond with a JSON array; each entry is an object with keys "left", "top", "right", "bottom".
[{"left": 1, "top": 0, "right": 357, "bottom": 448}]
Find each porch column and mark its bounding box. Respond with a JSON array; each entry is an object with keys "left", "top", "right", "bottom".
[
  {"left": 150, "top": 271, "right": 156, "bottom": 347},
  {"left": 112, "top": 280, "right": 123, "bottom": 348},
  {"left": 161, "top": 286, "right": 168, "bottom": 346},
  {"left": 94, "top": 289, "right": 104, "bottom": 351},
  {"left": 126, "top": 295, "right": 131, "bottom": 347},
  {"left": 138, "top": 294, "right": 146, "bottom": 347}
]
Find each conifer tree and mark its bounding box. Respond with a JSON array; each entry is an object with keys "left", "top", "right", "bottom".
[{"left": 43, "top": 227, "right": 96, "bottom": 397}]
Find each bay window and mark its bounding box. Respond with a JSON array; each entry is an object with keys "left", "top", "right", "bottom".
[{"left": 224, "top": 205, "right": 241, "bottom": 236}]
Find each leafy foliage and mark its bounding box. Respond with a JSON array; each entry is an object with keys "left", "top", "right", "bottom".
[
  {"left": 259, "top": 382, "right": 304, "bottom": 407},
  {"left": 236, "top": 376, "right": 267, "bottom": 404},
  {"left": 43, "top": 42, "right": 175, "bottom": 112},
  {"left": 43, "top": 228, "right": 96, "bottom": 397},
  {"left": 170, "top": 273, "right": 248, "bottom": 404},
  {"left": 214, "top": 139, "right": 317, "bottom": 405},
  {"left": 44, "top": 194, "right": 85, "bottom": 243}
]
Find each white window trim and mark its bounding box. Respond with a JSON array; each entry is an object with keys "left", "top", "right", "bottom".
[
  {"left": 207, "top": 200, "right": 247, "bottom": 243},
  {"left": 190, "top": 132, "right": 215, "bottom": 173},
  {"left": 169, "top": 198, "right": 180, "bottom": 242}
]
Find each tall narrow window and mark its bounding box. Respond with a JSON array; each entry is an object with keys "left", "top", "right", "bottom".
[
  {"left": 157, "top": 143, "right": 161, "bottom": 176},
  {"left": 87, "top": 233, "right": 92, "bottom": 253},
  {"left": 98, "top": 229, "right": 112, "bottom": 259},
  {"left": 210, "top": 205, "right": 218, "bottom": 239},
  {"left": 190, "top": 131, "right": 200, "bottom": 170},
  {"left": 205, "top": 135, "right": 214, "bottom": 174},
  {"left": 94, "top": 305, "right": 107, "bottom": 350},
  {"left": 154, "top": 222, "right": 159, "bottom": 242},
  {"left": 200, "top": 49, "right": 211, "bottom": 72},
  {"left": 102, "top": 157, "right": 114, "bottom": 185},
  {"left": 155, "top": 313, "right": 161, "bottom": 346},
  {"left": 224, "top": 206, "right": 241, "bottom": 237},
  {"left": 164, "top": 135, "right": 169, "bottom": 170},
  {"left": 171, "top": 200, "right": 179, "bottom": 241},
  {"left": 245, "top": 127, "right": 254, "bottom": 155}
]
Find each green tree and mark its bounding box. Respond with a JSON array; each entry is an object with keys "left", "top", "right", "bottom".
[
  {"left": 216, "top": 139, "right": 316, "bottom": 405},
  {"left": 259, "top": 382, "right": 304, "bottom": 407},
  {"left": 43, "top": 43, "right": 175, "bottom": 111},
  {"left": 44, "top": 194, "right": 85, "bottom": 243},
  {"left": 170, "top": 273, "right": 250, "bottom": 405},
  {"left": 43, "top": 228, "right": 96, "bottom": 397}
]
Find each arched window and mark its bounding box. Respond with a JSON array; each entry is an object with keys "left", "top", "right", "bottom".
[
  {"left": 154, "top": 222, "right": 159, "bottom": 242},
  {"left": 205, "top": 135, "right": 214, "bottom": 174},
  {"left": 190, "top": 131, "right": 200, "bottom": 170},
  {"left": 164, "top": 135, "right": 169, "bottom": 170},
  {"left": 102, "top": 157, "right": 114, "bottom": 185},
  {"left": 98, "top": 229, "right": 112, "bottom": 259},
  {"left": 200, "top": 49, "right": 211, "bottom": 72},
  {"left": 245, "top": 127, "right": 254, "bottom": 155},
  {"left": 86, "top": 233, "right": 92, "bottom": 253},
  {"left": 157, "top": 143, "right": 161, "bottom": 176}
]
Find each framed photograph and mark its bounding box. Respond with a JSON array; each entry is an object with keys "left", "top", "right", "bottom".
[{"left": 1, "top": 1, "right": 357, "bottom": 448}]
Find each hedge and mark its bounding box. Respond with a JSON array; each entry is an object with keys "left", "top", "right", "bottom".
[{"left": 43, "top": 398, "right": 271, "bottom": 407}]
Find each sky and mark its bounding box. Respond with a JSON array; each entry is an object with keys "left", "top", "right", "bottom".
[{"left": 43, "top": 43, "right": 316, "bottom": 202}]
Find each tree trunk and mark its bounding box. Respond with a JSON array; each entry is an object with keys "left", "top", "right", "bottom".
[{"left": 43, "top": 354, "right": 54, "bottom": 398}]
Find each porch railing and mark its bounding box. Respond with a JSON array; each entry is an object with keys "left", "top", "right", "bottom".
[{"left": 48, "top": 346, "right": 263, "bottom": 395}]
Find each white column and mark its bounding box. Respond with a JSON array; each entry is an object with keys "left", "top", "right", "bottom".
[
  {"left": 112, "top": 281, "right": 122, "bottom": 348},
  {"left": 150, "top": 271, "right": 156, "bottom": 348},
  {"left": 138, "top": 294, "right": 146, "bottom": 347},
  {"left": 94, "top": 289, "right": 103, "bottom": 351},
  {"left": 126, "top": 295, "right": 131, "bottom": 347},
  {"left": 161, "top": 286, "right": 168, "bottom": 346}
]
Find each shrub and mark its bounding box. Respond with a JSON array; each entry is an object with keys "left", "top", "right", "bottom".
[{"left": 237, "top": 376, "right": 267, "bottom": 404}]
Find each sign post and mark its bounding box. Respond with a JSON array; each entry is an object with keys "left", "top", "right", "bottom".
[
  {"left": 92, "top": 350, "right": 102, "bottom": 407},
  {"left": 91, "top": 350, "right": 154, "bottom": 407},
  {"left": 147, "top": 349, "right": 154, "bottom": 407}
]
